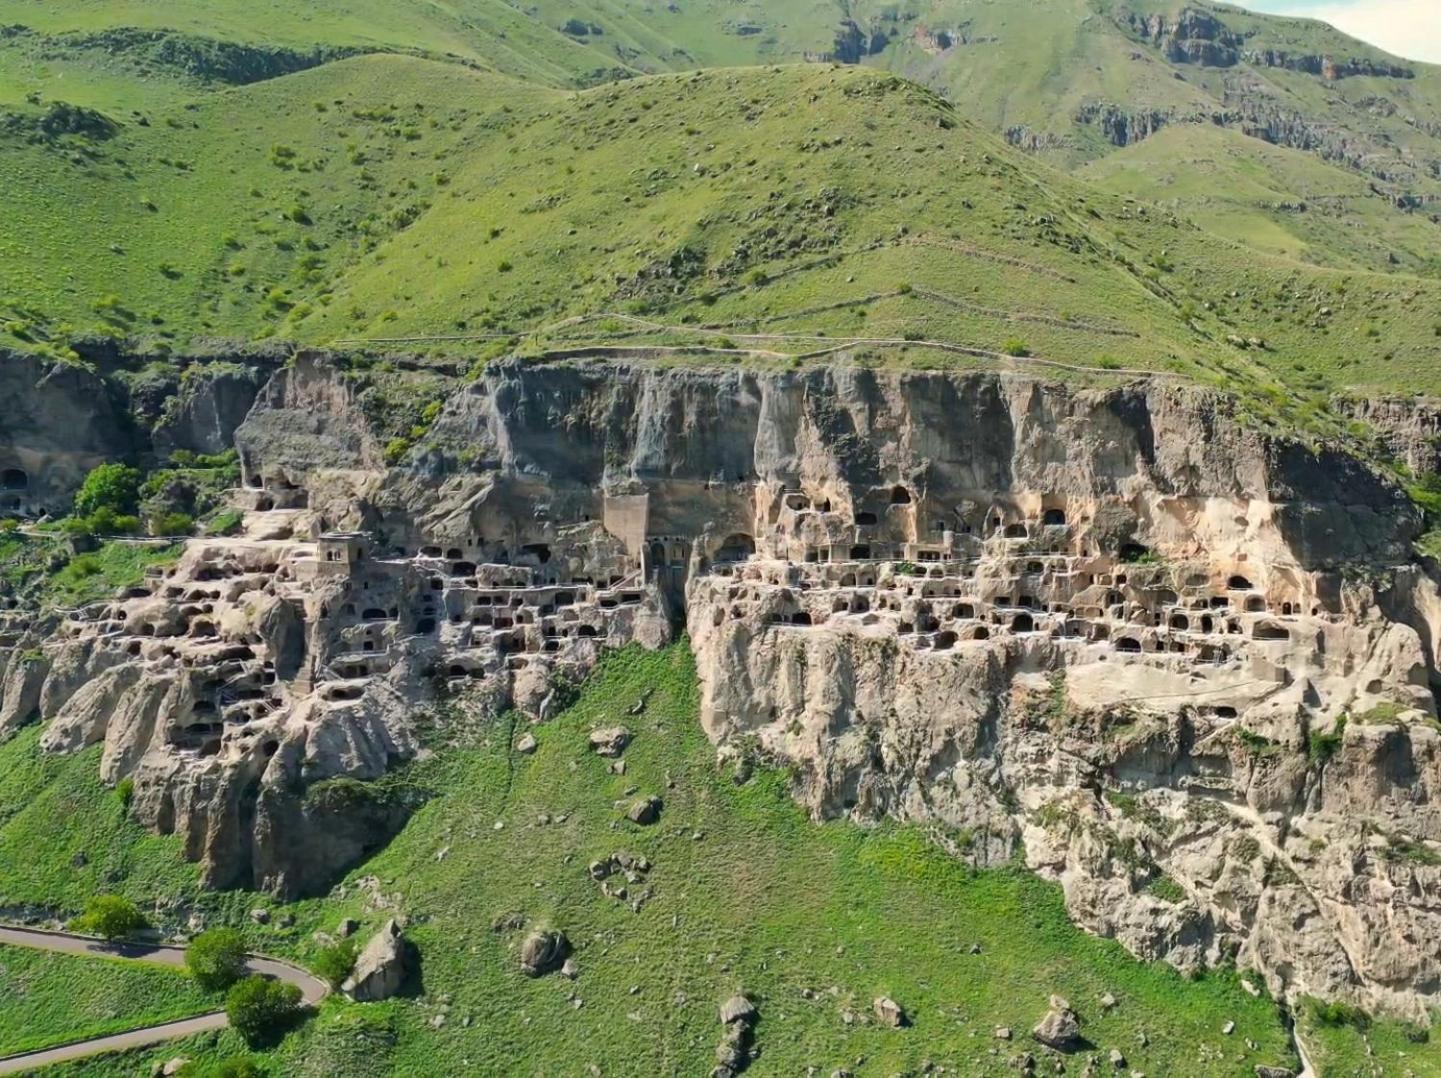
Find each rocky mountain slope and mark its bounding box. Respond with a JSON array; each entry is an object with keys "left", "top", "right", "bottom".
[
  {"left": 2, "top": 2, "right": 1441, "bottom": 1074},
  {"left": 2, "top": 349, "right": 1439, "bottom": 1036}
]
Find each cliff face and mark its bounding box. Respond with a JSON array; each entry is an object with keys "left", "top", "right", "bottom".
[
  {"left": 0, "top": 350, "right": 271, "bottom": 517},
  {"left": 2, "top": 354, "right": 1438, "bottom": 1016}
]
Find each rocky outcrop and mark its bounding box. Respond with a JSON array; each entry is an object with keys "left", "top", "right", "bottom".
[
  {"left": 4, "top": 353, "right": 1439, "bottom": 1020},
  {"left": 0, "top": 351, "right": 136, "bottom": 517},
  {"left": 1335, "top": 395, "right": 1441, "bottom": 476},
  {"left": 1074, "top": 103, "right": 1177, "bottom": 147},
  {"left": 342, "top": 919, "right": 411, "bottom": 1001},
  {"left": 519, "top": 929, "right": 570, "bottom": 977},
  {"left": 1032, "top": 995, "right": 1082, "bottom": 1049}
]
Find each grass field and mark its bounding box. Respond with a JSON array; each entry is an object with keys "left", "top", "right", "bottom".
[
  {"left": 1081, "top": 124, "right": 1441, "bottom": 278},
  {"left": 0, "top": 942, "right": 214, "bottom": 1056},
  {"left": 0, "top": 534, "right": 181, "bottom": 610}
]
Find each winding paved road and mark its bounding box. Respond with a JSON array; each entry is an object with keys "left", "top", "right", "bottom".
[{"left": 0, "top": 925, "right": 328, "bottom": 1074}]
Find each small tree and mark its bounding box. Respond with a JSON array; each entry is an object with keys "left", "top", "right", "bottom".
[
  {"left": 148, "top": 511, "right": 195, "bottom": 537},
  {"left": 226, "top": 975, "right": 302, "bottom": 1046},
  {"left": 74, "top": 463, "right": 142, "bottom": 518},
  {"left": 70, "top": 894, "right": 146, "bottom": 942},
  {"left": 186, "top": 927, "right": 249, "bottom": 992},
  {"left": 311, "top": 937, "right": 359, "bottom": 989}
]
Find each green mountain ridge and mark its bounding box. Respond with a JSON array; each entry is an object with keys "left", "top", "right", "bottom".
[{"left": 1, "top": 53, "right": 1438, "bottom": 406}]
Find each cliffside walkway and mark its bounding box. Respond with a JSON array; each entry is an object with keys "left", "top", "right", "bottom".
[{"left": 0, "top": 925, "right": 327, "bottom": 1074}]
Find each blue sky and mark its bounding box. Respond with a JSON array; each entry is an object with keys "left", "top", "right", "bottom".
[{"left": 1240, "top": 1, "right": 1441, "bottom": 62}]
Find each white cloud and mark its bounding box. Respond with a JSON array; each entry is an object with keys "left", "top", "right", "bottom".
[{"left": 1244, "top": 0, "right": 1441, "bottom": 64}]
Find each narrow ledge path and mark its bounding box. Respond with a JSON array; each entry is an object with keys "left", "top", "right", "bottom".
[{"left": 0, "top": 925, "right": 328, "bottom": 1074}]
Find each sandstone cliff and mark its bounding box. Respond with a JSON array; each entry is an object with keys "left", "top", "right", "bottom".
[{"left": 1, "top": 352, "right": 1438, "bottom": 1021}]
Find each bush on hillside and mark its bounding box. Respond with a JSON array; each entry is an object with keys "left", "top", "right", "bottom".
[
  {"left": 226, "top": 975, "right": 303, "bottom": 1046},
  {"left": 70, "top": 894, "right": 146, "bottom": 941},
  {"left": 75, "top": 463, "right": 142, "bottom": 517},
  {"left": 186, "top": 927, "right": 249, "bottom": 991},
  {"left": 311, "top": 938, "right": 359, "bottom": 989}
]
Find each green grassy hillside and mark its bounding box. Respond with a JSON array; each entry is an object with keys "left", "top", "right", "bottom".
[
  {"left": 0, "top": 727, "right": 199, "bottom": 911},
  {"left": 3, "top": 56, "right": 1438, "bottom": 404},
  {"left": 0, "top": 943, "right": 214, "bottom": 1056},
  {"left": 1080, "top": 124, "right": 1441, "bottom": 276}
]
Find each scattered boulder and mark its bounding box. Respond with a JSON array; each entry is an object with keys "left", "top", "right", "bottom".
[
  {"left": 519, "top": 929, "right": 570, "bottom": 977},
  {"left": 1110, "top": 1048, "right": 1126, "bottom": 1068},
  {"left": 873, "top": 996, "right": 906, "bottom": 1028},
  {"left": 1032, "top": 995, "right": 1082, "bottom": 1050},
  {"left": 626, "top": 794, "right": 662, "bottom": 825},
  {"left": 713, "top": 991, "right": 758, "bottom": 1075},
  {"left": 589, "top": 726, "right": 632, "bottom": 757},
  {"left": 515, "top": 732, "right": 538, "bottom": 755},
  {"left": 342, "top": 919, "right": 411, "bottom": 1002},
  {"left": 155, "top": 1059, "right": 189, "bottom": 1077},
  {"left": 491, "top": 911, "right": 525, "bottom": 933},
  {"left": 1254, "top": 1067, "right": 1296, "bottom": 1078},
  {"left": 720, "top": 994, "right": 757, "bottom": 1024},
  {"left": 994, "top": 1026, "right": 1012, "bottom": 1040},
  {"left": 248, "top": 908, "right": 270, "bottom": 925},
  {"left": 337, "top": 918, "right": 359, "bottom": 938},
  {"left": 1223, "top": 1020, "right": 1235, "bottom": 1035}
]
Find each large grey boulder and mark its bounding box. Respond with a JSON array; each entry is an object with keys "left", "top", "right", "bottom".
[
  {"left": 589, "top": 726, "right": 632, "bottom": 757},
  {"left": 342, "top": 919, "right": 410, "bottom": 1001},
  {"left": 520, "top": 929, "right": 570, "bottom": 977},
  {"left": 1032, "top": 995, "right": 1082, "bottom": 1050}
]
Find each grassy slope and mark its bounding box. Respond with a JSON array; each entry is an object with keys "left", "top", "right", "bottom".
[
  {"left": 0, "top": 943, "right": 214, "bottom": 1056},
  {"left": 0, "top": 726, "right": 199, "bottom": 911},
  {"left": 0, "top": 535, "right": 181, "bottom": 610},
  {"left": 2, "top": 56, "right": 1438, "bottom": 403},
  {"left": 18, "top": 644, "right": 1308, "bottom": 1076},
  {"left": 1299, "top": 999, "right": 1441, "bottom": 1077},
  {"left": 0, "top": 56, "right": 556, "bottom": 348},
  {"left": 5, "top": 0, "right": 1441, "bottom": 288},
  {"left": 1080, "top": 124, "right": 1441, "bottom": 276}
]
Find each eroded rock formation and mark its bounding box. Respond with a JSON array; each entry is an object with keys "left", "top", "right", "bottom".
[{"left": 1, "top": 353, "right": 1438, "bottom": 1020}]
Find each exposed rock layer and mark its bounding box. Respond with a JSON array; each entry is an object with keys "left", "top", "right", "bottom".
[{"left": 1, "top": 354, "right": 1437, "bottom": 1020}]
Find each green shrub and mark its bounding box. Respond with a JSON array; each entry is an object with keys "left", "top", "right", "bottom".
[
  {"left": 116, "top": 776, "right": 135, "bottom": 810},
  {"left": 1307, "top": 715, "right": 1346, "bottom": 766},
  {"left": 148, "top": 511, "right": 195, "bottom": 537},
  {"left": 75, "top": 463, "right": 142, "bottom": 517},
  {"left": 1001, "top": 338, "right": 1030, "bottom": 357},
  {"left": 67, "top": 553, "right": 102, "bottom": 578},
  {"left": 1310, "top": 998, "right": 1371, "bottom": 1031},
  {"left": 208, "top": 509, "right": 245, "bottom": 536},
  {"left": 383, "top": 437, "right": 412, "bottom": 465},
  {"left": 70, "top": 894, "right": 146, "bottom": 941},
  {"left": 1146, "top": 875, "right": 1186, "bottom": 903},
  {"left": 186, "top": 927, "right": 249, "bottom": 992},
  {"left": 190, "top": 1059, "right": 265, "bottom": 1078},
  {"left": 226, "top": 975, "right": 302, "bottom": 1047},
  {"left": 311, "top": 938, "right": 359, "bottom": 989}
]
